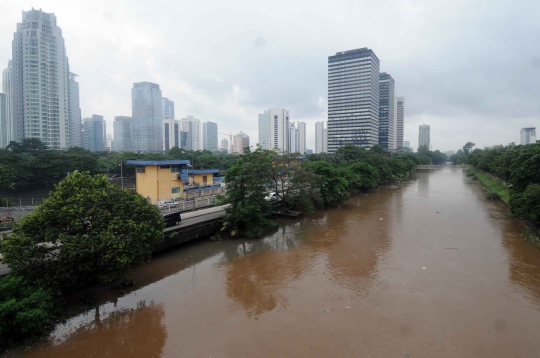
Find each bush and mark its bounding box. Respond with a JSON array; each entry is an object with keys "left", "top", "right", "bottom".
[
  {"left": 0, "top": 275, "right": 56, "bottom": 348},
  {"left": 1, "top": 172, "right": 164, "bottom": 288},
  {"left": 510, "top": 184, "right": 540, "bottom": 221},
  {"left": 486, "top": 191, "right": 500, "bottom": 200}
]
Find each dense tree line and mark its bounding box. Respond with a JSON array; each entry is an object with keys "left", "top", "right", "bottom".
[
  {"left": 219, "top": 145, "right": 430, "bottom": 238},
  {"left": 466, "top": 141, "right": 540, "bottom": 224},
  {"left": 0, "top": 138, "right": 238, "bottom": 189},
  {"left": 0, "top": 172, "right": 165, "bottom": 349}
]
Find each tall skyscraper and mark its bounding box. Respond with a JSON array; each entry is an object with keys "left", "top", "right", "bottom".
[
  {"left": 258, "top": 111, "right": 271, "bottom": 150},
  {"left": 221, "top": 138, "right": 229, "bottom": 153},
  {"left": 202, "top": 121, "right": 218, "bottom": 151},
  {"left": 162, "top": 118, "right": 181, "bottom": 152},
  {"left": 258, "top": 108, "right": 290, "bottom": 154},
  {"left": 379, "top": 73, "right": 395, "bottom": 150},
  {"left": 404, "top": 140, "right": 410, "bottom": 148},
  {"left": 298, "top": 122, "right": 306, "bottom": 154},
  {"left": 289, "top": 123, "right": 299, "bottom": 154},
  {"left": 113, "top": 116, "right": 132, "bottom": 152},
  {"left": 180, "top": 115, "right": 201, "bottom": 151},
  {"left": 233, "top": 132, "right": 250, "bottom": 154},
  {"left": 12, "top": 9, "right": 71, "bottom": 149},
  {"left": 132, "top": 82, "right": 163, "bottom": 152},
  {"left": 69, "top": 73, "right": 82, "bottom": 147},
  {"left": 395, "top": 97, "right": 405, "bottom": 148},
  {"left": 0, "top": 94, "right": 7, "bottom": 148},
  {"left": 315, "top": 121, "right": 325, "bottom": 154},
  {"left": 2, "top": 61, "right": 13, "bottom": 146},
  {"left": 162, "top": 97, "right": 174, "bottom": 119},
  {"left": 418, "top": 124, "right": 430, "bottom": 151},
  {"left": 328, "top": 48, "right": 380, "bottom": 153},
  {"left": 82, "top": 115, "right": 105, "bottom": 152},
  {"left": 324, "top": 128, "right": 328, "bottom": 153},
  {"left": 520, "top": 127, "right": 536, "bottom": 145}
]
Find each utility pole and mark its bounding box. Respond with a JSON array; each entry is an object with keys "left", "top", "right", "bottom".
[{"left": 119, "top": 162, "right": 124, "bottom": 189}]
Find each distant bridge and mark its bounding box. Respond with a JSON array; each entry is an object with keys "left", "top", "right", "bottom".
[{"left": 415, "top": 165, "right": 468, "bottom": 170}]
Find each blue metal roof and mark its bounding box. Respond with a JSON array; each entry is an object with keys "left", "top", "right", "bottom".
[
  {"left": 180, "top": 168, "right": 219, "bottom": 174},
  {"left": 214, "top": 176, "right": 225, "bottom": 181},
  {"left": 125, "top": 160, "right": 191, "bottom": 166}
]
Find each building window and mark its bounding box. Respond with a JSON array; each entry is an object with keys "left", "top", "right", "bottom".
[
  {"left": 171, "top": 166, "right": 180, "bottom": 173},
  {"left": 171, "top": 187, "right": 180, "bottom": 193},
  {"left": 202, "top": 176, "right": 208, "bottom": 183},
  {"left": 160, "top": 165, "right": 171, "bottom": 169},
  {"left": 136, "top": 166, "right": 145, "bottom": 173}
]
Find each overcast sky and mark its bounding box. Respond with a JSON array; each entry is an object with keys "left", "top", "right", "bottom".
[{"left": 1, "top": 0, "right": 539, "bottom": 152}]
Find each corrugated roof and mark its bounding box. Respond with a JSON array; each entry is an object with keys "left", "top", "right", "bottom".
[
  {"left": 180, "top": 169, "right": 220, "bottom": 174},
  {"left": 125, "top": 160, "right": 191, "bottom": 166}
]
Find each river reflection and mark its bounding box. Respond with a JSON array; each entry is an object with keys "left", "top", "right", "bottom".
[{"left": 10, "top": 168, "right": 540, "bottom": 358}]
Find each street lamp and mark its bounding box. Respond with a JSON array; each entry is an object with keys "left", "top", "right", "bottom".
[{"left": 119, "top": 163, "right": 123, "bottom": 189}]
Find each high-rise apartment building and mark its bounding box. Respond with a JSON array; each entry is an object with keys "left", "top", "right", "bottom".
[
  {"left": 315, "top": 121, "right": 326, "bottom": 154},
  {"left": 298, "top": 122, "right": 306, "bottom": 154},
  {"left": 258, "top": 111, "right": 271, "bottom": 150},
  {"left": 202, "top": 121, "right": 218, "bottom": 151},
  {"left": 180, "top": 115, "right": 201, "bottom": 151},
  {"left": 328, "top": 48, "right": 380, "bottom": 152},
  {"left": 12, "top": 9, "right": 71, "bottom": 149},
  {"left": 104, "top": 134, "right": 114, "bottom": 152},
  {"left": 2, "top": 61, "right": 13, "bottom": 146},
  {"left": 395, "top": 97, "right": 405, "bottom": 148},
  {"left": 221, "top": 138, "right": 229, "bottom": 153},
  {"left": 82, "top": 115, "right": 105, "bottom": 152},
  {"left": 113, "top": 116, "right": 132, "bottom": 152},
  {"left": 404, "top": 140, "right": 410, "bottom": 148},
  {"left": 69, "top": 73, "right": 82, "bottom": 147},
  {"left": 162, "top": 97, "right": 174, "bottom": 119},
  {"left": 0, "top": 94, "right": 7, "bottom": 148},
  {"left": 233, "top": 132, "right": 250, "bottom": 154},
  {"left": 162, "top": 118, "right": 181, "bottom": 152},
  {"left": 418, "top": 124, "right": 430, "bottom": 151},
  {"left": 290, "top": 123, "right": 299, "bottom": 154},
  {"left": 258, "top": 108, "right": 290, "bottom": 154},
  {"left": 379, "top": 73, "right": 395, "bottom": 150},
  {"left": 132, "top": 82, "right": 163, "bottom": 152},
  {"left": 520, "top": 127, "right": 536, "bottom": 145}
]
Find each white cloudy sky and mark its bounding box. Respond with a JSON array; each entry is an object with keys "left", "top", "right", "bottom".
[{"left": 1, "top": 0, "right": 539, "bottom": 152}]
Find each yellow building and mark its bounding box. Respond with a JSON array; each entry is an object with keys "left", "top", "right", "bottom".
[{"left": 125, "top": 160, "right": 190, "bottom": 203}]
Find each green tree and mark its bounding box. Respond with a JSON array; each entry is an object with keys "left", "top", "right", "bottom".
[
  {"left": 1, "top": 172, "right": 164, "bottom": 288},
  {"left": 6, "top": 138, "right": 48, "bottom": 155},
  {"left": 342, "top": 161, "right": 379, "bottom": 190},
  {"left": 0, "top": 275, "right": 56, "bottom": 349},
  {"left": 0, "top": 164, "right": 15, "bottom": 190},
  {"left": 463, "top": 142, "right": 475, "bottom": 155},
  {"left": 220, "top": 148, "right": 275, "bottom": 239},
  {"left": 306, "top": 161, "right": 348, "bottom": 206},
  {"left": 510, "top": 183, "right": 540, "bottom": 222}
]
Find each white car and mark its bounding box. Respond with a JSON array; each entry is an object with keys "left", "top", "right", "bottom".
[
  {"left": 265, "top": 192, "right": 278, "bottom": 202},
  {"left": 157, "top": 200, "right": 178, "bottom": 210}
]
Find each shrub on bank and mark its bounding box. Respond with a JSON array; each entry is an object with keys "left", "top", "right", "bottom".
[{"left": 0, "top": 275, "right": 56, "bottom": 349}]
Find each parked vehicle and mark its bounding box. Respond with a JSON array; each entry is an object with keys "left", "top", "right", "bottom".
[
  {"left": 157, "top": 200, "right": 178, "bottom": 210},
  {"left": 162, "top": 212, "right": 181, "bottom": 227},
  {"left": 265, "top": 192, "right": 278, "bottom": 202}
]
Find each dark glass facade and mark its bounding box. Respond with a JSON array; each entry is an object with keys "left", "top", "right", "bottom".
[
  {"left": 327, "top": 48, "right": 380, "bottom": 153},
  {"left": 378, "top": 72, "right": 395, "bottom": 150}
]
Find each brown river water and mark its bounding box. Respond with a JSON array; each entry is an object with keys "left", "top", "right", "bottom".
[{"left": 9, "top": 168, "right": 540, "bottom": 357}]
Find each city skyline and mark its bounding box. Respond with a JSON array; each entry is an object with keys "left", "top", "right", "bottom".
[{"left": 0, "top": 3, "right": 538, "bottom": 152}]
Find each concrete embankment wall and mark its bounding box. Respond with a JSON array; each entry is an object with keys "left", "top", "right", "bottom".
[{"left": 0, "top": 206, "right": 37, "bottom": 221}]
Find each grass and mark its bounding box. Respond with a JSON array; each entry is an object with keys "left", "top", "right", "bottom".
[{"left": 473, "top": 171, "right": 510, "bottom": 203}]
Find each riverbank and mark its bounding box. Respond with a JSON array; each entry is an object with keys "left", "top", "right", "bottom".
[{"left": 472, "top": 170, "right": 510, "bottom": 203}]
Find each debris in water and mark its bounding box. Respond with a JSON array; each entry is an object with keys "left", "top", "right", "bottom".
[
  {"left": 422, "top": 267, "right": 427, "bottom": 270},
  {"left": 380, "top": 218, "right": 383, "bottom": 220}
]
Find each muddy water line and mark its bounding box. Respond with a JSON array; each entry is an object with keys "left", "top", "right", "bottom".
[{"left": 11, "top": 168, "right": 540, "bottom": 358}]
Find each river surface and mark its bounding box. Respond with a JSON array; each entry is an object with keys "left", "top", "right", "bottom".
[{"left": 9, "top": 168, "right": 540, "bottom": 357}]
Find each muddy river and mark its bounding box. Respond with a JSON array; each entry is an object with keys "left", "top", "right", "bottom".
[{"left": 11, "top": 168, "right": 540, "bottom": 357}]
